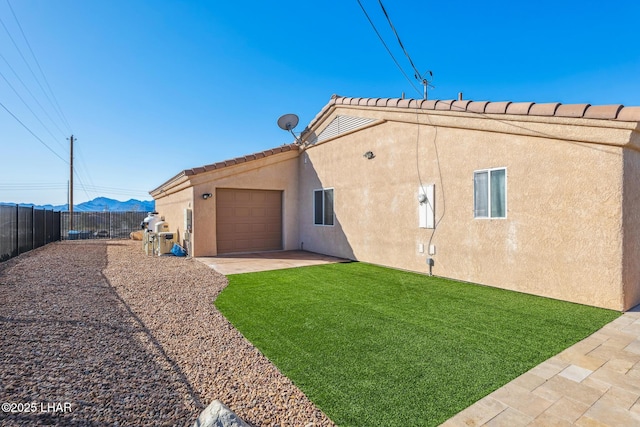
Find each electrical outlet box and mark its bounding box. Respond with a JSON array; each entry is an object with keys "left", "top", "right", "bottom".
[
  {"left": 418, "top": 243, "right": 424, "bottom": 253},
  {"left": 429, "top": 245, "right": 436, "bottom": 255}
]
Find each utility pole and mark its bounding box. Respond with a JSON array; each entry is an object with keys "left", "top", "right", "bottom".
[{"left": 69, "top": 135, "right": 74, "bottom": 231}]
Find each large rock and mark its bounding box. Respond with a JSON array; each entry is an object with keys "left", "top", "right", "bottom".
[{"left": 192, "top": 400, "right": 250, "bottom": 427}]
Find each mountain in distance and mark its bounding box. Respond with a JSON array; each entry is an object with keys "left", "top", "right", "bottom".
[{"left": 15, "top": 197, "right": 155, "bottom": 212}]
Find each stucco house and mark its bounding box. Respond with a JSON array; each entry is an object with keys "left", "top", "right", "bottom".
[{"left": 150, "top": 95, "right": 640, "bottom": 311}]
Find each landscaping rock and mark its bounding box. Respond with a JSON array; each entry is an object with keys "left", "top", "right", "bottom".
[
  {"left": 0, "top": 240, "right": 335, "bottom": 426},
  {"left": 193, "top": 400, "right": 250, "bottom": 427}
]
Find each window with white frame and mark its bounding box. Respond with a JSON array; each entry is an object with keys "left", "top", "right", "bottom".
[
  {"left": 474, "top": 168, "right": 506, "bottom": 218},
  {"left": 314, "top": 188, "right": 334, "bottom": 226}
]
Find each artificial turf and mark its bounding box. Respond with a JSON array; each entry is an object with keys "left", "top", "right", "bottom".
[{"left": 214, "top": 262, "right": 620, "bottom": 426}]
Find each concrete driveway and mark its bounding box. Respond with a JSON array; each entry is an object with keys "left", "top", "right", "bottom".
[{"left": 196, "top": 250, "right": 349, "bottom": 275}]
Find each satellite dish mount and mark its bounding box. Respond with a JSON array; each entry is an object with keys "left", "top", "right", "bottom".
[{"left": 277, "top": 113, "right": 303, "bottom": 145}]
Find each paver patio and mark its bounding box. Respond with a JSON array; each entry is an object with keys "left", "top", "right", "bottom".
[
  {"left": 196, "top": 250, "right": 348, "bottom": 275},
  {"left": 442, "top": 305, "right": 640, "bottom": 426}
]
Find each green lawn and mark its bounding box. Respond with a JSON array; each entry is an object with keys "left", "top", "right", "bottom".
[{"left": 214, "top": 262, "right": 620, "bottom": 426}]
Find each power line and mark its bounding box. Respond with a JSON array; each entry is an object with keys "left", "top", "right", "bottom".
[
  {"left": 66, "top": 136, "right": 98, "bottom": 201},
  {"left": 377, "top": 0, "right": 422, "bottom": 80},
  {"left": 5, "top": 0, "right": 73, "bottom": 134},
  {"left": 0, "top": 182, "right": 67, "bottom": 190},
  {"left": 1, "top": 1, "right": 90, "bottom": 202},
  {"left": 80, "top": 185, "right": 152, "bottom": 197},
  {"left": 0, "top": 100, "right": 68, "bottom": 163},
  {"left": 377, "top": 0, "right": 434, "bottom": 99},
  {"left": 6, "top": 180, "right": 152, "bottom": 197},
  {"left": 0, "top": 8, "right": 71, "bottom": 137},
  {"left": 73, "top": 169, "right": 92, "bottom": 201},
  {"left": 0, "top": 52, "right": 68, "bottom": 140},
  {"left": 74, "top": 141, "right": 97, "bottom": 195},
  {"left": 355, "top": 0, "right": 421, "bottom": 96},
  {"left": 0, "top": 182, "right": 150, "bottom": 197},
  {"left": 0, "top": 67, "right": 68, "bottom": 152}
]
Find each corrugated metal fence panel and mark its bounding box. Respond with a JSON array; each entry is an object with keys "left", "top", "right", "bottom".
[
  {"left": 109, "top": 211, "right": 147, "bottom": 238},
  {"left": 18, "top": 206, "right": 33, "bottom": 254},
  {"left": 48, "top": 211, "right": 61, "bottom": 244},
  {"left": 60, "top": 211, "right": 148, "bottom": 240},
  {"left": 0, "top": 209, "right": 144, "bottom": 261},
  {"left": 310, "top": 115, "right": 376, "bottom": 144},
  {"left": 0, "top": 205, "right": 61, "bottom": 262},
  {"left": 0, "top": 205, "right": 18, "bottom": 262},
  {"left": 33, "top": 209, "right": 45, "bottom": 249}
]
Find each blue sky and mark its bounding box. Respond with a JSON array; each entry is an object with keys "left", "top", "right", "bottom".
[{"left": 1, "top": 0, "right": 638, "bottom": 205}]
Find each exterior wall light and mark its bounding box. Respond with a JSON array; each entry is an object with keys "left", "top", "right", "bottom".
[
  {"left": 363, "top": 151, "right": 375, "bottom": 159},
  {"left": 202, "top": 193, "right": 212, "bottom": 200}
]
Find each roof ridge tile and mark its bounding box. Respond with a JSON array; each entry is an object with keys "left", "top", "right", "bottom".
[
  {"left": 617, "top": 106, "right": 640, "bottom": 121},
  {"left": 327, "top": 95, "right": 638, "bottom": 121},
  {"left": 451, "top": 100, "right": 471, "bottom": 112},
  {"left": 466, "top": 101, "right": 489, "bottom": 113},
  {"left": 421, "top": 100, "right": 438, "bottom": 110},
  {"left": 435, "top": 100, "right": 454, "bottom": 110},
  {"left": 529, "top": 102, "right": 560, "bottom": 116},
  {"left": 584, "top": 104, "right": 624, "bottom": 120},
  {"left": 485, "top": 101, "right": 512, "bottom": 114},
  {"left": 506, "top": 102, "right": 535, "bottom": 115},
  {"left": 387, "top": 98, "right": 402, "bottom": 107},
  {"left": 555, "top": 103, "right": 591, "bottom": 118}
]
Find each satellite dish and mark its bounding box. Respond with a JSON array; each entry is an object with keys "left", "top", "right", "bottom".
[{"left": 277, "top": 113, "right": 299, "bottom": 131}]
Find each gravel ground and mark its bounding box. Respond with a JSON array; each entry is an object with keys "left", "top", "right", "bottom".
[{"left": 0, "top": 240, "right": 335, "bottom": 426}]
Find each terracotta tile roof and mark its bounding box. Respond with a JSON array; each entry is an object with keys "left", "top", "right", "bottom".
[
  {"left": 150, "top": 144, "right": 298, "bottom": 195},
  {"left": 309, "top": 94, "right": 640, "bottom": 124},
  {"left": 617, "top": 107, "right": 640, "bottom": 121},
  {"left": 485, "top": 101, "right": 511, "bottom": 114},
  {"left": 529, "top": 103, "right": 560, "bottom": 116},
  {"left": 153, "top": 96, "right": 638, "bottom": 196},
  {"left": 181, "top": 144, "right": 297, "bottom": 177},
  {"left": 506, "top": 102, "right": 534, "bottom": 115}
]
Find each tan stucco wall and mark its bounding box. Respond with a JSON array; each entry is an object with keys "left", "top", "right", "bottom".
[
  {"left": 153, "top": 185, "right": 193, "bottom": 249},
  {"left": 153, "top": 150, "right": 299, "bottom": 257},
  {"left": 623, "top": 147, "right": 640, "bottom": 310},
  {"left": 300, "top": 106, "right": 636, "bottom": 310}
]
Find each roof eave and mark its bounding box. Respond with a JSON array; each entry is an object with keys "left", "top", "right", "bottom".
[{"left": 149, "top": 143, "right": 299, "bottom": 197}]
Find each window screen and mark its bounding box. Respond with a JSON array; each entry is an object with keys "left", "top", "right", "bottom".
[
  {"left": 314, "top": 189, "right": 334, "bottom": 226},
  {"left": 474, "top": 168, "right": 506, "bottom": 218}
]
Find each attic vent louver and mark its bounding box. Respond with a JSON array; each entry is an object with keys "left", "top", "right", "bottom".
[{"left": 310, "top": 115, "right": 375, "bottom": 144}]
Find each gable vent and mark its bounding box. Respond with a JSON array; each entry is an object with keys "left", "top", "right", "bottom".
[{"left": 309, "top": 115, "right": 375, "bottom": 144}]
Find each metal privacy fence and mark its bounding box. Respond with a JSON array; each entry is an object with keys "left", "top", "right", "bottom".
[
  {"left": 61, "top": 211, "right": 148, "bottom": 240},
  {"left": 0, "top": 209, "right": 149, "bottom": 262},
  {"left": 0, "top": 205, "right": 61, "bottom": 262}
]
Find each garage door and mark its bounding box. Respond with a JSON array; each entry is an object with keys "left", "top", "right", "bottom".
[{"left": 216, "top": 189, "right": 283, "bottom": 254}]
